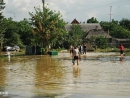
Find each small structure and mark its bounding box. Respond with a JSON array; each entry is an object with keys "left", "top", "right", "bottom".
[
  {"left": 65, "top": 18, "right": 102, "bottom": 33},
  {"left": 85, "top": 29, "right": 112, "bottom": 42},
  {"left": 65, "top": 19, "right": 103, "bottom": 51},
  {"left": 25, "top": 46, "right": 58, "bottom": 55},
  {"left": 48, "top": 51, "right": 58, "bottom": 55},
  {"left": 65, "top": 23, "right": 102, "bottom": 33},
  {"left": 25, "top": 46, "right": 44, "bottom": 55},
  {"left": 111, "top": 38, "right": 130, "bottom": 48},
  {"left": 71, "top": 18, "right": 80, "bottom": 24},
  {"left": 84, "top": 29, "right": 112, "bottom": 51}
]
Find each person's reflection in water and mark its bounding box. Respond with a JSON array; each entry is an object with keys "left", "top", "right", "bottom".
[
  {"left": 83, "top": 54, "right": 87, "bottom": 60},
  {"left": 73, "top": 65, "right": 80, "bottom": 78},
  {"left": 7, "top": 50, "right": 10, "bottom": 62},
  {"left": 120, "top": 57, "right": 124, "bottom": 65}
]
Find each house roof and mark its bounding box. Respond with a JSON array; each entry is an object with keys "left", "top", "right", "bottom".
[
  {"left": 71, "top": 18, "right": 79, "bottom": 24},
  {"left": 85, "top": 29, "right": 112, "bottom": 38},
  {"left": 65, "top": 23, "right": 102, "bottom": 32}
]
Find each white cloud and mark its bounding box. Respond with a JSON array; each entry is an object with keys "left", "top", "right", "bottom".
[
  {"left": 2, "top": 0, "right": 130, "bottom": 22},
  {"left": 87, "top": 11, "right": 98, "bottom": 19}
]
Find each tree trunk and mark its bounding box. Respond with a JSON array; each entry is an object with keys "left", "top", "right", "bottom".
[{"left": 45, "top": 45, "right": 49, "bottom": 54}]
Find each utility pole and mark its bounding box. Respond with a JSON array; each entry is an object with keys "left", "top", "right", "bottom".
[
  {"left": 107, "top": 6, "right": 112, "bottom": 38},
  {"left": 41, "top": 0, "right": 45, "bottom": 54},
  {"left": 109, "top": 6, "right": 112, "bottom": 22},
  {"left": 42, "top": 0, "right": 45, "bottom": 14},
  {"left": 42, "top": 0, "right": 44, "bottom": 8}
]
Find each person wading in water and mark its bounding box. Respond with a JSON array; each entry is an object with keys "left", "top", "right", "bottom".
[
  {"left": 72, "top": 46, "right": 81, "bottom": 65},
  {"left": 120, "top": 44, "right": 124, "bottom": 58}
]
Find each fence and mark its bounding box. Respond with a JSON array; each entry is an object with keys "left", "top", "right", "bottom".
[{"left": 108, "top": 43, "right": 130, "bottom": 48}]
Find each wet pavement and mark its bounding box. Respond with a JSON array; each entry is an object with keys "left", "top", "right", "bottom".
[{"left": 0, "top": 52, "right": 130, "bottom": 98}]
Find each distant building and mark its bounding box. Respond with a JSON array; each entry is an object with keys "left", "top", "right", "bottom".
[
  {"left": 85, "top": 29, "right": 112, "bottom": 42},
  {"left": 66, "top": 18, "right": 130, "bottom": 49},
  {"left": 65, "top": 18, "right": 102, "bottom": 32},
  {"left": 71, "top": 18, "right": 80, "bottom": 24},
  {"left": 65, "top": 19, "right": 112, "bottom": 51}
]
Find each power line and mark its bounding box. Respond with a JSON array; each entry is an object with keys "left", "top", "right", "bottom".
[
  {"left": 3, "top": 0, "right": 128, "bottom": 15},
  {"left": 66, "top": 0, "right": 126, "bottom": 13}
]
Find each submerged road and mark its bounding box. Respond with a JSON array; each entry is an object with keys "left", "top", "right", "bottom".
[{"left": 0, "top": 52, "right": 130, "bottom": 98}]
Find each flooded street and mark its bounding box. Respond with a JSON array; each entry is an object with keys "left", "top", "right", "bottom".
[{"left": 0, "top": 52, "right": 130, "bottom": 98}]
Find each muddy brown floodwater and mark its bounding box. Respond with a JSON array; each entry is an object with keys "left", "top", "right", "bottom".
[{"left": 0, "top": 52, "right": 130, "bottom": 98}]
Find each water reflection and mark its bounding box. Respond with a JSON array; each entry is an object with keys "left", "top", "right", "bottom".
[
  {"left": 73, "top": 65, "right": 80, "bottom": 78},
  {"left": 0, "top": 59, "right": 6, "bottom": 87},
  {"left": 34, "top": 55, "right": 66, "bottom": 94},
  {"left": 0, "top": 55, "right": 68, "bottom": 97},
  {"left": 82, "top": 54, "right": 87, "bottom": 60},
  {"left": 0, "top": 53, "right": 130, "bottom": 98},
  {"left": 120, "top": 57, "right": 124, "bottom": 62}
]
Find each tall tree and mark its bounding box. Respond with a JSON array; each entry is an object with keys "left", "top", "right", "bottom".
[
  {"left": 0, "top": 18, "right": 6, "bottom": 49},
  {"left": 0, "top": 0, "right": 5, "bottom": 49},
  {"left": 68, "top": 24, "right": 85, "bottom": 46},
  {"left": 87, "top": 17, "right": 99, "bottom": 23},
  {"left": 29, "top": 2, "right": 66, "bottom": 54},
  {"left": 100, "top": 19, "right": 130, "bottom": 39},
  {"left": 119, "top": 18, "right": 130, "bottom": 30},
  {"left": 3, "top": 18, "right": 23, "bottom": 47},
  {"left": 17, "top": 18, "right": 33, "bottom": 46},
  {"left": 0, "top": 0, "right": 5, "bottom": 19}
]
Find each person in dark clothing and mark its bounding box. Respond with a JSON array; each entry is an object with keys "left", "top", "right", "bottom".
[
  {"left": 79, "top": 44, "right": 83, "bottom": 55},
  {"left": 83, "top": 44, "right": 87, "bottom": 54},
  {"left": 70, "top": 45, "right": 74, "bottom": 54}
]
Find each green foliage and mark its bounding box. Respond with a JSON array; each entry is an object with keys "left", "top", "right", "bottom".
[
  {"left": 29, "top": 5, "right": 67, "bottom": 53},
  {"left": 0, "top": 17, "right": 33, "bottom": 49},
  {"left": 119, "top": 18, "right": 130, "bottom": 30},
  {"left": 0, "top": 18, "right": 7, "bottom": 49},
  {"left": 3, "top": 18, "right": 23, "bottom": 47},
  {"left": 67, "top": 24, "right": 86, "bottom": 47},
  {"left": 87, "top": 17, "right": 99, "bottom": 23},
  {"left": 110, "top": 25, "right": 130, "bottom": 38},
  {"left": 0, "top": 1, "right": 5, "bottom": 19},
  {"left": 100, "top": 21, "right": 110, "bottom": 31},
  {"left": 95, "top": 36, "right": 108, "bottom": 49},
  {"left": 88, "top": 35, "right": 108, "bottom": 49},
  {"left": 17, "top": 19, "right": 33, "bottom": 46},
  {"left": 0, "top": 12, "right": 4, "bottom": 19},
  {"left": 100, "top": 19, "right": 130, "bottom": 39}
]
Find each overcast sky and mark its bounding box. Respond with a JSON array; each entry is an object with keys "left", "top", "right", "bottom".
[{"left": 2, "top": 0, "right": 130, "bottom": 23}]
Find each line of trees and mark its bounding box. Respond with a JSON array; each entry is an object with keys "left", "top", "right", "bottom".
[
  {"left": 88, "top": 17, "right": 130, "bottom": 39},
  {"left": 0, "top": 2, "right": 130, "bottom": 53}
]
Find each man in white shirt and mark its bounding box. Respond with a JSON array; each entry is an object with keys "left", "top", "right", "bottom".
[{"left": 72, "top": 46, "right": 81, "bottom": 65}]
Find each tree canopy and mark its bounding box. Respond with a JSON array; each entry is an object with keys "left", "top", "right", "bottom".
[
  {"left": 87, "top": 17, "right": 99, "bottom": 23},
  {"left": 100, "top": 19, "right": 130, "bottom": 39},
  {"left": 29, "top": 6, "right": 67, "bottom": 53},
  {"left": 67, "top": 24, "right": 85, "bottom": 47}
]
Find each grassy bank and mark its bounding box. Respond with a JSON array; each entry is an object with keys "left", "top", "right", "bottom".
[{"left": 95, "top": 47, "right": 130, "bottom": 56}]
